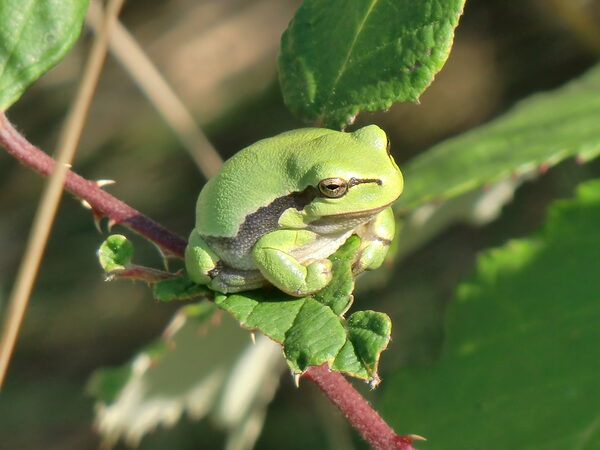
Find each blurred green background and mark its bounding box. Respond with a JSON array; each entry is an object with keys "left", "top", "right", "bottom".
[{"left": 1, "top": 0, "right": 599, "bottom": 448}]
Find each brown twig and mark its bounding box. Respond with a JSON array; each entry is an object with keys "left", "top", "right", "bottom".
[{"left": 0, "top": 115, "right": 413, "bottom": 448}]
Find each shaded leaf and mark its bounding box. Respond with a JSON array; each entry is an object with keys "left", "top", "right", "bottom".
[
  {"left": 279, "top": 0, "right": 466, "bottom": 128},
  {"left": 215, "top": 236, "right": 391, "bottom": 382},
  {"left": 153, "top": 275, "right": 210, "bottom": 302},
  {"left": 381, "top": 179, "right": 600, "bottom": 449},
  {"left": 0, "top": 0, "right": 88, "bottom": 110}
]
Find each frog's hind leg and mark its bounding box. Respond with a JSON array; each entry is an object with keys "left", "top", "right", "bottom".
[
  {"left": 208, "top": 267, "right": 267, "bottom": 293},
  {"left": 186, "top": 229, "right": 267, "bottom": 293}
]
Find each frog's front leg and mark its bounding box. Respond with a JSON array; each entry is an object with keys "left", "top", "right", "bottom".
[
  {"left": 185, "top": 228, "right": 220, "bottom": 284},
  {"left": 354, "top": 207, "right": 395, "bottom": 274},
  {"left": 252, "top": 229, "right": 333, "bottom": 297}
]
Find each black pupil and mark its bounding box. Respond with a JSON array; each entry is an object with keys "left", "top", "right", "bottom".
[{"left": 327, "top": 184, "right": 339, "bottom": 190}]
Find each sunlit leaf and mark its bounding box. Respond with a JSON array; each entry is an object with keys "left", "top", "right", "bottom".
[
  {"left": 396, "top": 63, "right": 600, "bottom": 212},
  {"left": 97, "top": 234, "right": 133, "bottom": 272},
  {"left": 90, "top": 303, "right": 283, "bottom": 448},
  {"left": 215, "top": 236, "right": 391, "bottom": 382},
  {"left": 279, "top": 0, "right": 465, "bottom": 128},
  {"left": 0, "top": 0, "right": 89, "bottom": 110}
]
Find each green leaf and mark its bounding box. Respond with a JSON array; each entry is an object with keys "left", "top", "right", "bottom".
[
  {"left": 279, "top": 0, "right": 466, "bottom": 128},
  {"left": 0, "top": 0, "right": 89, "bottom": 110},
  {"left": 97, "top": 234, "right": 133, "bottom": 272},
  {"left": 214, "top": 236, "right": 391, "bottom": 382},
  {"left": 396, "top": 62, "right": 600, "bottom": 212},
  {"left": 153, "top": 275, "right": 211, "bottom": 302},
  {"left": 381, "top": 179, "right": 600, "bottom": 449}
]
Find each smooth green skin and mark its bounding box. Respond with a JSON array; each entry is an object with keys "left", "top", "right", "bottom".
[{"left": 185, "top": 125, "right": 403, "bottom": 296}]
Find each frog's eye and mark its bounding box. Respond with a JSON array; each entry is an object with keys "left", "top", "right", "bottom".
[{"left": 318, "top": 177, "right": 348, "bottom": 198}]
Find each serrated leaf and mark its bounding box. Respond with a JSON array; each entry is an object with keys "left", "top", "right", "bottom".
[
  {"left": 332, "top": 310, "right": 391, "bottom": 380},
  {"left": 215, "top": 236, "right": 391, "bottom": 381},
  {"left": 0, "top": 0, "right": 88, "bottom": 110},
  {"left": 381, "top": 179, "right": 600, "bottom": 449},
  {"left": 396, "top": 62, "right": 600, "bottom": 212},
  {"left": 279, "top": 0, "right": 466, "bottom": 128},
  {"left": 91, "top": 302, "right": 283, "bottom": 448},
  {"left": 153, "top": 275, "right": 210, "bottom": 302},
  {"left": 97, "top": 234, "right": 133, "bottom": 272}
]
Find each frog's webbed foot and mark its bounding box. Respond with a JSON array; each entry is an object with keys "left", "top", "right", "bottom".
[{"left": 353, "top": 207, "right": 395, "bottom": 274}]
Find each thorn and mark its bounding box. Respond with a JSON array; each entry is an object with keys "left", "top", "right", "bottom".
[
  {"left": 80, "top": 199, "right": 92, "bottom": 210},
  {"left": 407, "top": 434, "right": 427, "bottom": 442},
  {"left": 153, "top": 244, "right": 170, "bottom": 271},
  {"left": 293, "top": 372, "right": 301, "bottom": 388},
  {"left": 104, "top": 274, "right": 115, "bottom": 282},
  {"left": 369, "top": 375, "right": 381, "bottom": 389},
  {"left": 107, "top": 218, "right": 117, "bottom": 231},
  {"left": 250, "top": 332, "right": 256, "bottom": 344},
  {"left": 92, "top": 210, "right": 105, "bottom": 233},
  {"left": 96, "top": 179, "right": 116, "bottom": 188},
  {"left": 539, "top": 163, "right": 550, "bottom": 175},
  {"left": 63, "top": 162, "right": 72, "bottom": 169}
]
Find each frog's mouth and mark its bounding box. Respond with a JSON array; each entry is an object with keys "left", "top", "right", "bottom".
[{"left": 310, "top": 202, "right": 393, "bottom": 224}]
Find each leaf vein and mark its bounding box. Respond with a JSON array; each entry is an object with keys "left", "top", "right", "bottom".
[
  {"left": 322, "top": 0, "right": 380, "bottom": 112},
  {"left": 0, "top": 0, "right": 36, "bottom": 86}
]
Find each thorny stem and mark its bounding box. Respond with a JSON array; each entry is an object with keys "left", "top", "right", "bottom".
[
  {"left": 0, "top": 114, "right": 414, "bottom": 449},
  {"left": 304, "top": 364, "right": 420, "bottom": 450},
  {"left": 0, "top": 0, "right": 127, "bottom": 390},
  {"left": 0, "top": 113, "right": 187, "bottom": 257}
]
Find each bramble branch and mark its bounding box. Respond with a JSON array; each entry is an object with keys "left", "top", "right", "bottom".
[
  {"left": 305, "top": 364, "right": 419, "bottom": 450},
  {"left": 0, "top": 113, "right": 186, "bottom": 258}
]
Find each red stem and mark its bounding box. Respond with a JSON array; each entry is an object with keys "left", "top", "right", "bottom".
[
  {"left": 304, "top": 364, "right": 419, "bottom": 450},
  {"left": 0, "top": 113, "right": 186, "bottom": 258},
  {"left": 0, "top": 112, "right": 415, "bottom": 450}
]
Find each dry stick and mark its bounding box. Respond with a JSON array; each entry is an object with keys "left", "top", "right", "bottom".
[
  {"left": 0, "top": 0, "right": 126, "bottom": 390},
  {"left": 86, "top": 0, "right": 223, "bottom": 179},
  {"left": 0, "top": 122, "right": 414, "bottom": 448}
]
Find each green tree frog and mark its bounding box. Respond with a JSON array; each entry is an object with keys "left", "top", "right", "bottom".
[{"left": 185, "top": 125, "right": 403, "bottom": 297}]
